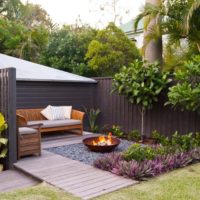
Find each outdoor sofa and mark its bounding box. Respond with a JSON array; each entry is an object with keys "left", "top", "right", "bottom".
[{"left": 16, "top": 108, "right": 85, "bottom": 135}]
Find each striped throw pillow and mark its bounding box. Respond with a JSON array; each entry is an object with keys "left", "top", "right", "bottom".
[
  {"left": 51, "top": 106, "right": 65, "bottom": 120},
  {"left": 41, "top": 105, "right": 72, "bottom": 120}
]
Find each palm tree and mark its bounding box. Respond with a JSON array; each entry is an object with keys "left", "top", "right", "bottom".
[
  {"left": 134, "top": 0, "right": 200, "bottom": 64},
  {"left": 186, "top": 0, "right": 200, "bottom": 52}
]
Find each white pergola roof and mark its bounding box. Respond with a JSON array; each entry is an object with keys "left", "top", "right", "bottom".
[{"left": 0, "top": 54, "right": 96, "bottom": 83}]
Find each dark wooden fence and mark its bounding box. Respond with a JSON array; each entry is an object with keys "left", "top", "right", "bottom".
[
  {"left": 95, "top": 77, "right": 200, "bottom": 137},
  {"left": 0, "top": 68, "right": 17, "bottom": 169},
  {"left": 16, "top": 81, "right": 95, "bottom": 110}
]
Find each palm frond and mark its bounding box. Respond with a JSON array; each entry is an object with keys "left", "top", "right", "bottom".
[
  {"left": 134, "top": 13, "right": 145, "bottom": 32},
  {"left": 186, "top": 1, "right": 200, "bottom": 33},
  {"left": 134, "top": 2, "right": 165, "bottom": 32}
]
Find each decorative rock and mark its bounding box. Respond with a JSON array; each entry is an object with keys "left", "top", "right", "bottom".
[{"left": 46, "top": 139, "right": 134, "bottom": 165}]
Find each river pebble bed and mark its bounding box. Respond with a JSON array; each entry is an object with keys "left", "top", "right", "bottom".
[{"left": 45, "top": 139, "right": 134, "bottom": 165}]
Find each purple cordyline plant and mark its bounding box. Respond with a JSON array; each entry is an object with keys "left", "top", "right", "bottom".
[
  {"left": 112, "top": 159, "right": 156, "bottom": 180},
  {"left": 93, "top": 152, "right": 122, "bottom": 171},
  {"left": 94, "top": 148, "right": 200, "bottom": 180}
]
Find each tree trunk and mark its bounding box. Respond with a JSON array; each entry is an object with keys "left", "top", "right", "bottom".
[
  {"left": 141, "top": 106, "right": 145, "bottom": 141},
  {"left": 143, "top": 0, "right": 163, "bottom": 65}
]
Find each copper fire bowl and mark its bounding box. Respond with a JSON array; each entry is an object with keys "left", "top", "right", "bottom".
[{"left": 83, "top": 136, "right": 120, "bottom": 152}]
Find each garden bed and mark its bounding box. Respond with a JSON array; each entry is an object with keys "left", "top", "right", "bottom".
[
  {"left": 45, "top": 139, "right": 134, "bottom": 165},
  {"left": 94, "top": 132, "right": 200, "bottom": 180}
]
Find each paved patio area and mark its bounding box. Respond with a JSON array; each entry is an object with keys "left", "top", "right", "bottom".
[{"left": 13, "top": 132, "right": 137, "bottom": 199}]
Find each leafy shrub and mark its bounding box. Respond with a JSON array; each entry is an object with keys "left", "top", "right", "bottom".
[
  {"left": 194, "top": 132, "right": 200, "bottom": 147},
  {"left": 127, "top": 129, "right": 140, "bottom": 142},
  {"left": 167, "top": 55, "right": 200, "bottom": 114},
  {"left": 152, "top": 131, "right": 199, "bottom": 151},
  {"left": 0, "top": 113, "right": 8, "bottom": 171},
  {"left": 123, "top": 144, "right": 157, "bottom": 162},
  {"left": 123, "top": 143, "right": 179, "bottom": 162},
  {"left": 124, "top": 132, "right": 200, "bottom": 163},
  {"left": 111, "top": 125, "right": 124, "bottom": 138},
  {"left": 151, "top": 130, "right": 170, "bottom": 145},
  {"left": 171, "top": 131, "right": 196, "bottom": 151}
]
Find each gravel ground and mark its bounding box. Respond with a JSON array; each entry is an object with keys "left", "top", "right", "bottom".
[{"left": 45, "top": 139, "right": 134, "bottom": 165}]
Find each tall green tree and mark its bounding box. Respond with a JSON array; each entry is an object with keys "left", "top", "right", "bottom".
[
  {"left": 40, "top": 25, "right": 97, "bottom": 76},
  {"left": 113, "top": 60, "right": 170, "bottom": 139},
  {"left": 0, "top": 0, "right": 22, "bottom": 20},
  {"left": 0, "top": 1, "right": 53, "bottom": 29},
  {"left": 0, "top": 1, "right": 51, "bottom": 62},
  {"left": 0, "top": 18, "right": 49, "bottom": 62},
  {"left": 86, "top": 22, "right": 141, "bottom": 76},
  {"left": 19, "top": 3, "right": 53, "bottom": 29}
]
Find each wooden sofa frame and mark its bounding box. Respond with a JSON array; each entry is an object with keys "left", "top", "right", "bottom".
[{"left": 16, "top": 108, "right": 85, "bottom": 135}]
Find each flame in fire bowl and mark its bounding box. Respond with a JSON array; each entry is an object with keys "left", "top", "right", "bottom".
[{"left": 83, "top": 135, "right": 120, "bottom": 152}]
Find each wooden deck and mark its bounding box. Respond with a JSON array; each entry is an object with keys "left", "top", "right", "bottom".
[
  {"left": 14, "top": 133, "right": 137, "bottom": 199},
  {"left": 0, "top": 169, "right": 38, "bottom": 192},
  {"left": 42, "top": 132, "right": 95, "bottom": 149}
]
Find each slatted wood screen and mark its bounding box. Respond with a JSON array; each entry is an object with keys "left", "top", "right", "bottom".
[
  {"left": 95, "top": 77, "right": 200, "bottom": 137},
  {"left": 0, "top": 68, "right": 17, "bottom": 169}
]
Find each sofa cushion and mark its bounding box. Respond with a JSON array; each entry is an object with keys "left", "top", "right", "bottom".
[
  {"left": 19, "top": 127, "right": 38, "bottom": 135},
  {"left": 28, "top": 119, "right": 81, "bottom": 128}
]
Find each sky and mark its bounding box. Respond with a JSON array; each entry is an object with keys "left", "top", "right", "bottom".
[{"left": 21, "top": 0, "right": 145, "bottom": 28}]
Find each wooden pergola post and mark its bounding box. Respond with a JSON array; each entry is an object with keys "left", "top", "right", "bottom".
[{"left": 0, "top": 68, "right": 17, "bottom": 169}]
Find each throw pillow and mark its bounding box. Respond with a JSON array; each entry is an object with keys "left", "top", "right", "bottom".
[
  {"left": 41, "top": 105, "right": 54, "bottom": 120},
  {"left": 63, "top": 106, "right": 72, "bottom": 119},
  {"left": 51, "top": 106, "right": 66, "bottom": 120}
]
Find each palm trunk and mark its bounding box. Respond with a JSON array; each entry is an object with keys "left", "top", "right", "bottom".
[
  {"left": 143, "top": 0, "right": 163, "bottom": 65},
  {"left": 197, "top": 43, "right": 200, "bottom": 53}
]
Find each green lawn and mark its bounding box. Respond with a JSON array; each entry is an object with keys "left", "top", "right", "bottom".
[
  {"left": 0, "top": 182, "right": 80, "bottom": 200},
  {"left": 1, "top": 163, "right": 200, "bottom": 200},
  {"left": 95, "top": 163, "right": 200, "bottom": 200}
]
